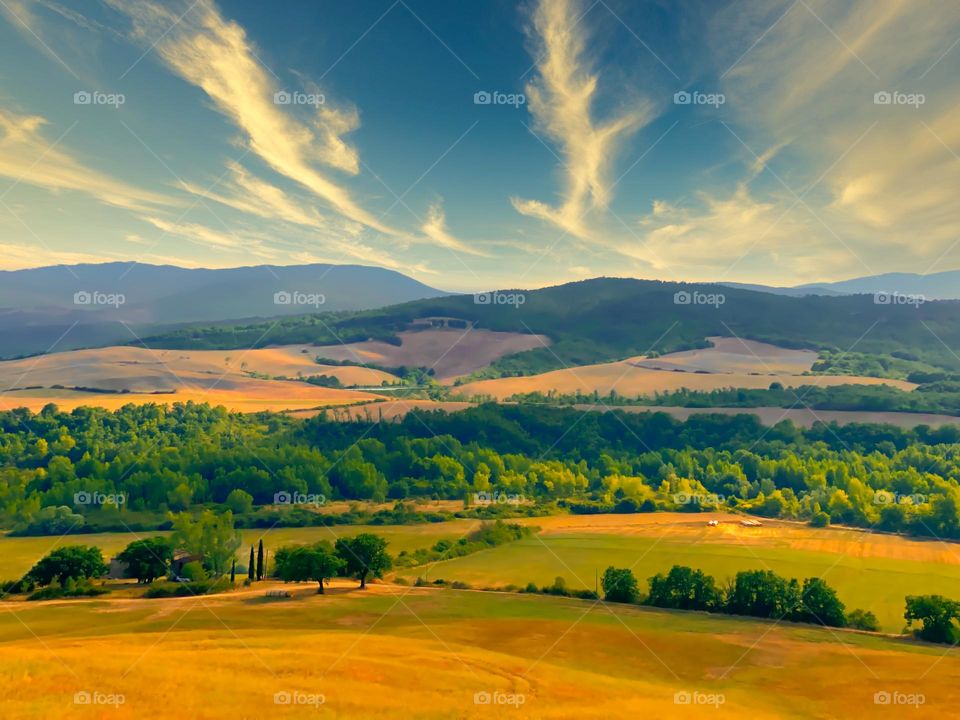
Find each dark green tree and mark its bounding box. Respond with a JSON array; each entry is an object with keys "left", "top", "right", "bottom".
[
  {"left": 335, "top": 534, "right": 391, "bottom": 589},
  {"left": 276, "top": 542, "right": 345, "bottom": 593},
  {"left": 646, "top": 565, "right": 721, "bottom": 611},
  {"left": 248, "top": 546, "right": 255, "bottom": 580},
  {"left": 601, "top": 566, "right": 639, "bottom": 603},
  {"left": 25, "top": 545, "right": 107, "bottom": 586},
  {"left": 905, "top": 595, "right": 960, "bottom": 644},
  {"left": 256, "top": 539, "right": 264, "bottom": 581},
  {"left": 117, "top": 537, "right": 172, "bottom": 584},
  {"left": 796, "top": 577, "right": 846, "bottom": 627},
  {"left": 230, "top": 558, "right": 236, "bottom": 583}
]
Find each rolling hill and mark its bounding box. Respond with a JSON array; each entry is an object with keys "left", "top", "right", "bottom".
[{"left": 136, "top": 278, "right": 960, "bottom": 376}]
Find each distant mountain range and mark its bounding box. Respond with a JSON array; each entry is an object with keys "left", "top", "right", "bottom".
[
  {"left": 138, "top": 277, "right": 960, "bottom": 375},
  {"left": 722, "top": 270, "right": 960, "bottom": 300},
  {"left": 0, "top": 263, "right": 449, "bottom": 358}
]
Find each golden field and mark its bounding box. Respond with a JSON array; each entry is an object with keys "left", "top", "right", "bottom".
[
  {"left": 1, "top": 579, "right": 959, "bottom": 718},
  {"left": 457, "top": 343, "right": 915, "bottom": 400}
]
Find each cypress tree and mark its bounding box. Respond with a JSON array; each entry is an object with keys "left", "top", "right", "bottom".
[
  {"left": 248, "top": 546, "right": 255, "bottom": 580},
  {"left": 256, "top": 539, "right": 264, "bottom": 581},
  {"left": 230, "top": 559, "right": 236, "bottom": 584}
]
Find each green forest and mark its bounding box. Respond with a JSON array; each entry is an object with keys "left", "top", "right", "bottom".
[{"left": 3, "top": 402, "right": 960, "bottom": 540}]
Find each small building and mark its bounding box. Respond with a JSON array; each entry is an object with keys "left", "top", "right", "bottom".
[
  {"left": 107, "top": 556, "right": 129, "bottom": 580},
  {"left": 171, "top": 551, "right": 203, "bottom": 576}
]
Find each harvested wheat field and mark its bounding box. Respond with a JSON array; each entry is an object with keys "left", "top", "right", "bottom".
[
  {"left": 604, "top": 405, "right": 960, "bottom": 428},
  {"left": 312, "top": 328, "right": 549, "bottom": 381},
  {"left": 1, "top": 580, "right": 958, "bottom": 718},
  {"left": 457, "top": 337, "right": 915, "bottom": 400},
  {"left": 0, "top": 345, "right": 383, "bottom": 414}
]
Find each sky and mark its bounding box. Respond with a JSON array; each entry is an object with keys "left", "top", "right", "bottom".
[{"left": 0, "top": 0, "right": 958, "bottom": 292}]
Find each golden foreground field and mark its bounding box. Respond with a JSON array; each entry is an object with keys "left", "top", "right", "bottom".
[{"left": 1, "top": 579, "right": 959, "bottom": 718}]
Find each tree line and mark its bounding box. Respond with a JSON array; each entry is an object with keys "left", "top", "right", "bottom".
[{"left": 4, "top": 403, "right": 960, "bottom": 539}]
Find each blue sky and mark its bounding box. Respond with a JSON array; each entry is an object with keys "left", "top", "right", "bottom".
[{"left": 1, "top": 0, "right": 958, "bottom": 291}]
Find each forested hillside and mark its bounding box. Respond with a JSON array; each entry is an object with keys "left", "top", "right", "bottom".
[
  {"left": 136, "top": 278, "right": 960, "bottom": 376},
  {"left": 3, "top": 402, "right": 960, "bottom": 540}
]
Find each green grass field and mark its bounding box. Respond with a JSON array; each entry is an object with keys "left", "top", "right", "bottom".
[
  {"left": 0, "top": 580, "right": 957, "bottom": 718},
  {"left": 6, "top": 513, "right": 960, "bottom": 633},
  {"left": 0, "top": 520, "right": 480, "bottom": 579}
]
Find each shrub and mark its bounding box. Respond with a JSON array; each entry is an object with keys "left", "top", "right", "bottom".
[{"left": 846, "top": 608, "right": 881, "bottom": 631}]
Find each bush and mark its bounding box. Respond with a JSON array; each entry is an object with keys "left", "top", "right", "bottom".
[
  {"left": 809, "top": 511, "right": 830, "bottom": 528},
  {"left": 27, "top": 581, "right": 108, "bottom": 601},
  {"left": 180, "top": 561, "right": 207, "bottom": 582},
  {"left": 450, "top": 581, "right": 472, "bottom": 590},
  {"left": 143, "top": 578, "right": 230, "bottom": 598},
  {"left": 846, "top": 608, "right": 881, "bottom": 631},
  {"left": 523, "top": 582, "right": 538, "bottom": 593}
]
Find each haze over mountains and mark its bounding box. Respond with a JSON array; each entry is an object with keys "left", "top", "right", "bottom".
[
  {"left": 0, "top": 263, "right": 449, "bottom": 358},
  {"left": 4, "top": 262, "right": 960, "bottom": 361},
  {"left": 723, "top": 270, "right": 960, "bottom": 300}
]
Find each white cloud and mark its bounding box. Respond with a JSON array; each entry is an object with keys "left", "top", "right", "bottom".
[
  {"left": 108, "top": 0, "right": 398, "bottom": 235},
  {"left": 420, "top": 202, "right": 488, "bottom": 257},
  {"left": 512, "top": 0, "right": 654, "bottom": 239},
  {"left": 0, "top": 109, "right": 176, "bottom": 212}
]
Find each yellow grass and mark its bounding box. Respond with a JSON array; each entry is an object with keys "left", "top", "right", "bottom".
[
  {"left": 457, "top": 337, "right": 916, "bottom": 400},
  {"left": 0, "top": 345, "right": 386, "bottom": 413},
  {"left": 0, "top": 581, "right": 957, "bottom": 718}
]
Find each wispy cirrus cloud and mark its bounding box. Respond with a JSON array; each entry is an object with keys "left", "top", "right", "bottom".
[
  {"left": 421, "top": 201, "right": 489, "bottom": 257},
  {"left": 643, "top": 0, "right": 960, "bottom": 280},
  {"left": 512, "top": 0, "right": 654, "bottom": 240},
  {"left": 107, "top": 0, "right": 397, "bottom": 236},
  {"left": 0, "top": 109, "right": 176, "bottom": 212}
]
